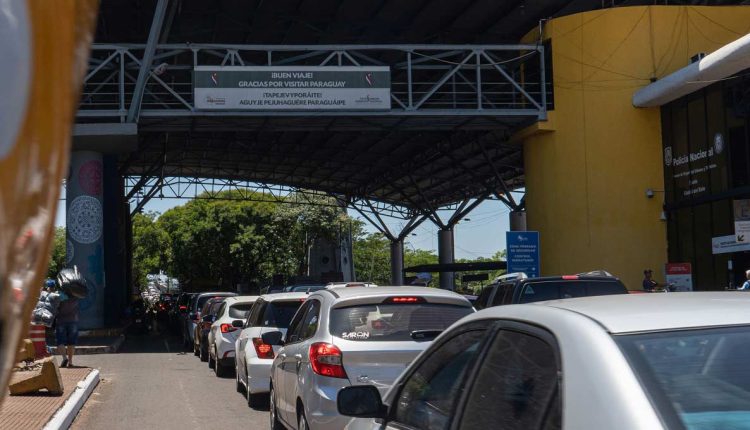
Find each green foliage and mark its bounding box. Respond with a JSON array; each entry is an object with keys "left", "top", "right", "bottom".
[
  {"left": 154, "top": 191, "right": 351, "bottom": 289},
  {"left": 132, "top": 211, "right": 172, "bottom": 290},
  {"left": 46, "top": 227, "right": 67, "bottom": 279}
]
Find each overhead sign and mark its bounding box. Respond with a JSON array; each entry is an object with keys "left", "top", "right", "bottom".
[
  {"left": 665, "top": 263, "right": 693, "bottom": 292},
  {"left": 194, "top": 66, "right": 391, "bottom": 111},
  {"left": 734, "top": 199, "right": 750, "bottom": 243},
  {"left": 506, "top": 231, "right": 540, "bottom": 278},
  {"left": 712, "top": 234, "right": 750, "bottom": 254}
]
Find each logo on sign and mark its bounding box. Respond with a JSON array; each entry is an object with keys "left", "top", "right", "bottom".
[
  {"left": 664, "top": 146, "right": 673, "bottom": 166},
  {"left": 714, "top": 132, "right": 725, "bottom": 155},
  {"left": 205, "top": 95, "right": 226, "bottom": 105},
  {"left": 355, "top": 95, "right": 383, "bottom": 105}
]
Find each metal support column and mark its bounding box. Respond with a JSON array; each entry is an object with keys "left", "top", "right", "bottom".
[
  {"left": 438, "top": 228, "right": 455, "bottom": 290},
  {"left": 509, "top": 211, "right": 527, "bottom": 231},
  {"left": 390, "top": 239, "right": 404, "bottom": 286}
]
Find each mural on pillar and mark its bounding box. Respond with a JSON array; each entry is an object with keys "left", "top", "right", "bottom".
[
  {"left": 78, "top": 160, "right": 102, "bottom": 195},
  {"left": 67, "top": 195, "right": 102, "bottom": 244},
  {"left": 78, "top": 244, "right": 102, "bottom": 311}
]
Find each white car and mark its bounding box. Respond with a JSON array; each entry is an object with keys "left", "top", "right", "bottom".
[
  {"left": 235, "top": 293, "right": 308, "bottom": 406},
  {"left": 207, "top": 296, "right": 257, "bottom": 377},
  {"left": 265, "top": 286, "right": 474, "bottom": 430},
  {"left": 338, "top": 292, "right": 750, "bottom": 430}
]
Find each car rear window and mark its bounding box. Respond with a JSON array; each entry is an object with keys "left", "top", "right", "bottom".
[
  {"left": 197, "top": 294, "right": 232, "bottom": 310},
  {"left": 261, "top": 300, "right": 304, "bottom": 328},
  {"left": 519, "top": 280, "right": 626, "bottom": 304},
  {"left": 290, "top": 285, "right": 326, "bottom": 292},
  {"left": 617, "top": 326, "right": 750, "bottom": 430},
  {"left": 329, "top": 303, "right": 473, "bottom": 341},
  {"left": 229, "top": 303, "right": 254, "bottom": 319}
]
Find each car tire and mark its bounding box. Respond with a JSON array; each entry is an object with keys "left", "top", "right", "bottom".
[
  {"left": 201, "top": 346, "right": 209, "bottom": 363},
  {"left": 215, "top": 348, "right": 227, "bottom": 377},
  {"left": 298, "top": 408, "right": 308, "bottom": 430},
  {"left": 235, "top": 362, "right": 243, "bottom": 393},
  {"left": 269, "top": 385, "right": 284, "bottom": 430},
  {"left": 193, "top": 339, "right": 199, "bottom": 356},
  {"left": 247, "top": 389, "right": 264, "bottom": 408}
]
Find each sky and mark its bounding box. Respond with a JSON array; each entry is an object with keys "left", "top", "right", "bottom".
[{"left": 56, "top": 187, "right": 514, "bottom": 260}]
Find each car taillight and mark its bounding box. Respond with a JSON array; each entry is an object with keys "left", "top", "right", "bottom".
[
  {"left": 252, "top": 337, "right": 274, "bottom": 359},
  {"left": 562, "top": 275, "right": 579, "bottom": 280},
  {"left": 179, "top": 305, "right": 187, "bottom": 311},
  {"left": 309, "top": 343, "right": 347, "bottom": 378},
  {"left": 220, "top": 323, "right": 237, "bottom": 334},
  {"left": 384, "top": 296, "right": 425, "bottom": 304}
]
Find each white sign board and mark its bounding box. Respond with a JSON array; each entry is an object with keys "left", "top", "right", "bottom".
[
  {"left": 665, "top": 263, "right": 693, "bottom": 292},
  {"left": 712, "top": 235, "right": 750, "bottom": 254},
  {"left": 734, "top": 199, "right": 750, "bottom": 243},
  {"left": 194, "top": 66, "right": 391, "bottom": 111}
]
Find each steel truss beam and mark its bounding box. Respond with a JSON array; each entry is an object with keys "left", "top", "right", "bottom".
[
  {"left": 124, "top": 175, "right": 463, "bottom": 220},
  {"left": 79, "top": 43, "right": 548, "bottom": 122}
]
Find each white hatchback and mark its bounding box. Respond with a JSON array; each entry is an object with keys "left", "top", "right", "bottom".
[
  {"left": 234, "top": 293, "right": 308, "bottom": 406},
  {"left": 207, "top": 296, "right": 257, "bottom": 377}
]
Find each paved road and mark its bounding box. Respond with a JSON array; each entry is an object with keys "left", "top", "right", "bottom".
[{"left": 70, "top": 333, "right": 270, "bottom": 430}]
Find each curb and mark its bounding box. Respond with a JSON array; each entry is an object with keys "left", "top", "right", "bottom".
[
  {"left": 42, "top": 369, "right": 100, "bottom": 430},
  {"left": 48, "top": 335, "right": 125, "bottom": 355}
]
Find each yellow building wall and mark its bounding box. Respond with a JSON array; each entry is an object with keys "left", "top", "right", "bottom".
[{"left": 522, "top": 6, "right": 750, "bottom": 289}]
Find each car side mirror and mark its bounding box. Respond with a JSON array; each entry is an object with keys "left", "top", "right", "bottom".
[
  {"left": 231, "top": 319, "right": 243, "bottom": 328},
  {"left": 261, "top": 331, "right": 284, "bottom": 346},
  {"left": 337, "top": 386, "right": 386, "bottom": 418},
  {"left": 201, "top": 315, "right": 214, "bottom": 323}
]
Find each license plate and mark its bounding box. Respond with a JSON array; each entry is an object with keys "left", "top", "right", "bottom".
[{"left": 135, "top": 319, "right": 142, "bottom": 323}]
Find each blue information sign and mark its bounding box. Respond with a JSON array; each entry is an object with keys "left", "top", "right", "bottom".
[{"left": 506, "top": 231, "right": 540, "bottom": 278}]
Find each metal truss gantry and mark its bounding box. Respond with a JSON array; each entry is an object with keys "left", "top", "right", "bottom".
[
  {"left": 124, "top": 175, "right": 462, "bottom": 219},
  {"left": 79, "top": 43, "right": 548, "bottom": 122}
]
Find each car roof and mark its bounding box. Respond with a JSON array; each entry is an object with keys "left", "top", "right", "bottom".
[
  {"left": 196, "top": 292, "right": 236, "bottom": 298},
  {"left": 318, "top": 286, "right": 471, "bottom": 306},
  {"left": 223, "top": 295, "right": 258, "bottom": 305},
  {"left": 530, "top": 292, "right": 750, "bottom": 334},
  {"left": 258, "top": 292, "right": 310, "bottom": 302}
]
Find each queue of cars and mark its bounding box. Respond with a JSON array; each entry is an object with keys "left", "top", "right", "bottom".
[{"left": 169, "top": 272, "right": 750, "bottom": 430}]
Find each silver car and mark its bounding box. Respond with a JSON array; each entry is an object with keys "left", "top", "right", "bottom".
[
  {"left": 338, "top": 292, "right": 750, "bottom": 430},
  {"left": 265, "top": 286, "right": 474, "bottom": 430}
]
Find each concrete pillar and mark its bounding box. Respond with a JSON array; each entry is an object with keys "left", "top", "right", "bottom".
[
  {"left": 102, "top": 155, "right": 127, "bottom": 326},
  {"left": 66, "top": 151, "right": 105, "bottom": 328},
  {"left": 509, "top": 211, "right": 527, "bottom": 231},
  {"left": 390, "top": 239, "right": 404, "bottom": 286},
  {"left": 438, "top": 228, "right": 455, "bottom": 290}
]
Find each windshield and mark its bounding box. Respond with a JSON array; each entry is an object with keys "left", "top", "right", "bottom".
[
  {"left": 330, "top": 303, "right": 473, "bottom": 341},
  {"left": 617, "top": 326, "right": 750, "bottom": 430},
  {"left": 519, "top": 280, "right": 626, "bottom": 303},
  {"left": 290, "top": 285, "right": 326, "bottom": 292},
  {"left": 261, "top": 301, "right": 304, "bottom": 328},
  {"left": 229, "top": 303, "right": 254, "bottom": 319}
]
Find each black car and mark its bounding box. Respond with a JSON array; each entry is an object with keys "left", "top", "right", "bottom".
[{"left": 473, "top": 271, "right": 628, "bottom": 310}]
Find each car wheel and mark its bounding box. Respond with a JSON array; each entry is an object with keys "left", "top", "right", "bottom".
[
  {"left": 269, "top": 385, "right": 284, "bottom": 430},
  {"left": 215, "top": 349, "right": 227, "bottom": 377},
  {"left": 203, "top": 346, "right": 210, "bottom": 363},
  {"left": 246, "top": 387, "right": 264, "bottom": 408},
  {"left": 235, "top": 361, "right": 243, "bottom": 393},
  {"left": 298, "top": 408, "right": 308, "bottom": 430},
  {"left": 193, "top": 339, "right": 199, "bottom": 356}
]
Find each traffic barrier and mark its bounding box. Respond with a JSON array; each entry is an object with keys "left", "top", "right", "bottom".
[
  {"left": 29, "top": 323, "right": 49, "bottom": 358},
  {"left": 9, "top": 357, "right": 63, "bottom": 395}
]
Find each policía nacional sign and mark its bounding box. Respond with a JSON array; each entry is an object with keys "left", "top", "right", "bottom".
[{"left": 194, "top": 66, "right": 391, "bottom": 110}]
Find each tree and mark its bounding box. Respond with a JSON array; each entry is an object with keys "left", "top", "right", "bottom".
[
  {"left": 46, "top": 227, "right": 67, "bottom": 279},
  {"left": 132, "top": 211, "right": 172, "bottom": 290},
  {"left": 352, "top": 232, "right": 391, "bottom": 285}
]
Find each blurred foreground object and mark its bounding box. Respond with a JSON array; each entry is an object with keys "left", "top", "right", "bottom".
[{"left": 0, "top": 0, "right": 98, "bottom": 403}]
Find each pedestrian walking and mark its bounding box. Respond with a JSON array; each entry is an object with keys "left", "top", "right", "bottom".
[
  {"left": 739, "top": 270, "right": 750, "bottom": 290},
  {"left": 55, "top": 267, "right": 88, "bottom": 368}
]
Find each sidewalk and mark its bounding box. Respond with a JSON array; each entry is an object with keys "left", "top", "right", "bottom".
[
  {"left": 0, "top": 366, "right": 99, "bottom": 430},
  {"left": 47, "top": 336, "right": 124, "bottom": 355}
]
